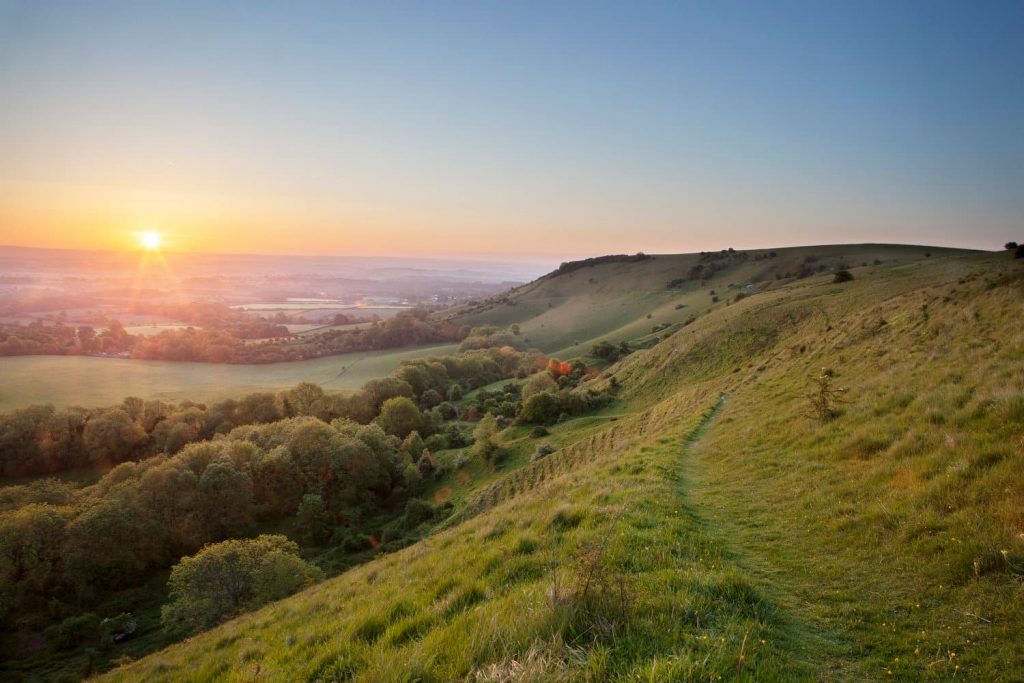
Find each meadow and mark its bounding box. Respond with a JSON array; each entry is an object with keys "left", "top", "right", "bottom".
[
  {"left": 97, "top": 249, "right": 1023, "bottom": 681},
  {"left": 0, "top": 343, "right": 455, "bottom": 411}
]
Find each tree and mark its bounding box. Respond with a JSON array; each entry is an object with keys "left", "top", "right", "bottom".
[
  {"left": 590, "top": 341, "right": 619, "bottom": 362},
  {"left": 419, "top": 388, "right": 443, "bottom": 409},
  {"left": 376, "top": 397, "right": 423, "bottom": 438},
  {"left": 160, "top": 535, "right": 320, "bottom": 635},
  {"left": 197, "top": 458, "right": 253, "bottom": 540},
  {"left": 520, "top": 391, "right": 560, "bottom": 425},
  {"left": 807, "top": 369, "right": 848, "bottom": 422},
  {"left": 833, "top": 269, "right": 854, "bottom": 283},
  {"left": 1005, "top": 241, "right": 1019, "bottom": 250},
  {"left": 401, "top": 431, "right": 426, "bottom": 458},
  {"left": 522, "top": 371, "right": 558, "bottom": 400},
  {"left": 416, "top": 450, "right": 435, "bottom": 477},
  {"left": 295, "top": 494, "right": 331, "bottom": 545},
  {"left": 82, "top": 409, "right": 146, "bottom": 465},
  {"left": 472, "top": 413, "right": 501, "bottom": 465}
]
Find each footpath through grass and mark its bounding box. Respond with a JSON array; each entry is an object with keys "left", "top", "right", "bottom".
[{"left": 99, "top": 390, "right": 827, "bottom": 681}]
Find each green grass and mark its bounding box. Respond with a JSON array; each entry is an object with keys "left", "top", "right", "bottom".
[
  {"left": 88, "top": 249, "right": 1024, "bottom": 681},
  {"left": 448, "top": 244, "right": 974, "bottom": 357},
  {"left": 0, "top": 344, "right": 456, "bottom": 411}
]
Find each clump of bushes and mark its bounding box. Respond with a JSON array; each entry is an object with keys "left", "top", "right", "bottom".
[
  {"left": 160, "top": 535, "right": 321, "bottom": 635},
  {"left": 833, "top": 269, "right": 854, "bottom": 283},
  {"left": 533, "top": 443, "right": 556, "bottom": 461}
]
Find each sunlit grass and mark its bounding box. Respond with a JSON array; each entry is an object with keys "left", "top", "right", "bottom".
[{"left": 97, "top": 252, "right": 1023, "bottom": 681}]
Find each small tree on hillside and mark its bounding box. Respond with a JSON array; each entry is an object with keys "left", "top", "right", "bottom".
[
  {"left": 806, "top": 369, "right": 847, "bottom": 422},
  {"left": 520, "top": 391, "right": 560, "bottom": 425},
  {"left": 833, "top": 269, "right": 854, "bottom": 283},
  {"left": 472, "top": 413, "right": 502, "bottom": 466}
]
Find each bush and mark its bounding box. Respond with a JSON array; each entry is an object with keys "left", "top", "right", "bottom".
[
  {"left": 376, "top": 397, "right": 423, "bottom": 438},
  {"left": 520, "top": 391, "right": 560, "bottom": 424},
  {"left": 532, "top": 443, "right": 556, "bottom": 461},
  {"left": 473, "top": 414, "right": 502, "bottom": 465},
  {"left": 416, "top": 451, "right": 435, "bottom": 477},
  {"left": 100, "top": 612, "right": 137, "bottom": 646},
  {"left": 296, "top": 494, "right": 331, "bottom": 545},
  {"left": 404, "top": 498, "right": 435, "bottom": 528},
  {"left": 160, "top": 535, "right": 321, "bottom": 635},
  {"left": 530, "top": 425, "right": 549, "bottom": 438},
  {"left": 46, "top": 612, "right": 100, "bottom": 649},
  {"left": 833, "top": 269, "right": 854, "bottom": 283},
  {"left": 806, "top": 369, "right": 848, "bottom": 422}
]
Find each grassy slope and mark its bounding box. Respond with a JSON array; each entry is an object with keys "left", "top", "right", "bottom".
[
  {"left": 447, "top": 244, "right": 969, "bottom": 357},
  {"left": 0, "top": 344, "right": 456, "bottom": 411},
  {"left": 100, "top": 250, "right": 1022, "bottom": 682}
]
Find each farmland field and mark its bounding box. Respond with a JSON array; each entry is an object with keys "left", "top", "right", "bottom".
[
  {"left": 122, "top": 323, "right": 196, "bottom": 336},
  {"left": 0, "top": 343, "right": 456, "bottom": 411}
]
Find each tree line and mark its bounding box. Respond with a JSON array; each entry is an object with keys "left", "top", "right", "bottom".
[
  {"left": 0, "top": 338, "right": 548, "bottom": 629},
  {"left": 0, "top": 308, "right": 466, "bottom": 363}
]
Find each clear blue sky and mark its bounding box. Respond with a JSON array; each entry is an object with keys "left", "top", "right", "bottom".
[{"left": 0, "top": 0, "right": 1021, "bottom": 258}]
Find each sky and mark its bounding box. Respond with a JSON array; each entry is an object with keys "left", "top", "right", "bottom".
[{"left": 0, "top": 0, "right": 1021, "bottom": 260}]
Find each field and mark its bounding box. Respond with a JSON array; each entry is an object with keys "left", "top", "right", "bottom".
[
  {"left": 231, "top": 303, "right": 411, "bottom": 320},
  {"left": 0, "top": 343, "right": 456, "bottom": 410},
  {"left": 99, "top": 250, "right": 1024, "bottom": 681},
  {"left": 122, "top": 324, "right": 196, "bottom": 337}
]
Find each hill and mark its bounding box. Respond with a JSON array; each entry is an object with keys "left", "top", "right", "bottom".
[
  {"left": 445, "top": 244, "right": 973, "bottom": 357},
  {"left": 96, "top": 247, "right": 1023, "bottom": 681}
]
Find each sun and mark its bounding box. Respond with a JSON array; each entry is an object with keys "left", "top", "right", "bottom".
[{"left": 139, "top": 230, "right": 162, "bottom": 250}]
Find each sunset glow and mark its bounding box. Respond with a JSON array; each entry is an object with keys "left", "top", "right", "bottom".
[
  {"left": 139, "top": 230, "right": 162, "bottom": 251},
  {"left": 0, "top": 3, "right": 1020, "bottom": 258}
]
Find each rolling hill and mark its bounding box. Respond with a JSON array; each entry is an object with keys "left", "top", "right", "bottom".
[
  {"left": 446, "top": 244, "right": 972, "bottom": 357},
  {"left": 97, "top": 247, "right": 1022, "bottom": 682}
]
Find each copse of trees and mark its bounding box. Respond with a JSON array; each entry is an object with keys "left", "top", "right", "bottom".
[
  {"left": 546, "top": 253, "right": 653, "bottom": 279},
  {"left": 0, "top": 345, "right": 539, "bottom": 479},
  {"left": 0, "top": 415, "right": 411, "bottom": 625},
  {"left": 133, "top": 308, "right": 465, "bottom": 363},
  {"left": 515, "top": 366, "right": 614, "bottom": 425},
  {"left": 457, "top": 325, "right": 526, "bottom": 352},
  {"left": 0, "top": 320, "right": 133, "bottom": 356}
]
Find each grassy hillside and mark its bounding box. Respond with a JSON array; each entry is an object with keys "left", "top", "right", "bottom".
[
  {"left": 100, "top": 249, "right": 1022, "bottom": 681},
  {"left": 0, "top": 344, "right": 456, "bottom": 411},
  {"left": 446, "top": 244, "right": 972, "bottom": 357}
]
